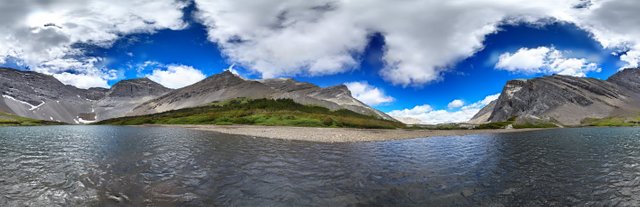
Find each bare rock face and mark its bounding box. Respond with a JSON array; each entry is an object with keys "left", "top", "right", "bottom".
[
  {"left": 130, "top": 71, "right": 277, "bottom": 115},
  {"left": 0, "top": 68, "right": 95, "bottom": 123},
  {"left": 106, "top": 78, "right": 171, "bottom": 98},
  {"left": 0, "top": 68, "right": 171, "bottom": 123},
  {"left": 261, "top": 79, "right": 396, "bottom": 120},
  {"left": 468, "top": 100, "right": 496, "bottom": 124},
  {"left": 472, "top": 68, "right": 640, "bottom": 126}
]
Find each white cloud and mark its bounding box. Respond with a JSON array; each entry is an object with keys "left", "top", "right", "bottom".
[
  {"left": 147, "top": 65, "right": 206, "bottom": 89},
  {"left": 388, "top": 93, "right": 500, "bottom": 124},
  {"left": 2, "top": 0, "right": 640, "bottom": 89},
  {"left": 570, "top": 0, "right": 640, "bottom": 69},
  {"left": 447, "top": 99, "right": 464, "bottom": 109},
  {"left": 344, "top": 81, "right": 394, "bottom": 106},
  {"left": 53, "top": 73, "right": 110, "bottom": 89},
  {"left": 193, "top": 0, "right": 585, "bottom": 86},
  {"left": 496, "top": 47, "right": 601, "bottom": 77},
  {"left": 0, "top": 0, "right": 188, "bottom": 88}
]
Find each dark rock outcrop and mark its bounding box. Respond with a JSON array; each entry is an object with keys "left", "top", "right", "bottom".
[{"left": 471, "top": 68, "right": 640, "bottom": 125}]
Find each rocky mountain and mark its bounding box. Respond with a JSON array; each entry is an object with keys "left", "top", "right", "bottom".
[
  {"left": 131, "top": 71, "right": 395, "bottom": 121},
  {"left": 0, "top": 68, "right": 392, "bottom": 123},
  {"left": 0, "top": 68, "right": 173, "bottom": 123},
  {"left": 260, "top": 78, "right": 395, "bottom": 120},
  {"left": 470, "top": 68, "right": 640, "bottom": 125}
]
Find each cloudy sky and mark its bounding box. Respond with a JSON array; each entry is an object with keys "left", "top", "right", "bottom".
[{"left": 0, "top": 0, "right": 638, "bottom": 124}]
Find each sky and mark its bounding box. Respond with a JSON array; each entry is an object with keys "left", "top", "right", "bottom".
[{"left": 1, "top": 0, "right": 639, "bottom": 124}]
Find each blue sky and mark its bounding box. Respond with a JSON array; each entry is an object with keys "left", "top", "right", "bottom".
[{"left": 0, "top": 0, "right": 639, "bottom": 124}]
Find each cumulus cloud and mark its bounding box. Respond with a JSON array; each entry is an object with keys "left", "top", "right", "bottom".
[
  {"left": 388, "top": 94, "right": 500, "bottom": 124},
  {"left": 496, "top": 47, "right": 601, "bottom": 77},
  {"left": 571, "top": 0, "right": 640, "bottom": 69},
  {"left": 3, "top": 0, "right": 640, "bottom": 89},
  {"left": 447, "top": 99, "right": 465, "bottom": 109},
  {"left": 193, "top": 0, "right": 587, "bottom": 86},
  {"left": 0, "top": 0, "right": 188, "bottom": 88},
  {"left": 344, "top": 81, "right": 394, "bottom": 106},
  {"left": 146, "top": 64, "right": 206, "bottom": 89},
  {"left": 53, "top": 73, "right": 110, "bottom": 89}
]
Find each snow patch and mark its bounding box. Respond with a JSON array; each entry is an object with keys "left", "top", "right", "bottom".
[
  {"left": 2, "top": 95, "right": 45, "bottom": 110},
  {"left": 77, "top": 117, "right": 97, "bottom": 124}
]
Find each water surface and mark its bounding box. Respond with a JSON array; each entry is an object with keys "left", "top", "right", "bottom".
[{"left": 1, "top": 126, "right": 640, "bottom": 206}]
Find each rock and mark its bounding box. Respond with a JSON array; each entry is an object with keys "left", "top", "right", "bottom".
[{"left": 472, "top": 68, "right": 640, "bottom": 126}]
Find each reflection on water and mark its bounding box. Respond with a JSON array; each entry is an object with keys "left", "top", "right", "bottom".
[{"left": 1, "top": 126, "right": 640, "bottom": 206}]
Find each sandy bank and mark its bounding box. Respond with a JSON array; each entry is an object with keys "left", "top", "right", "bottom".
[{"left": 150, "top": 124, "right": 547, "bottom": 143}]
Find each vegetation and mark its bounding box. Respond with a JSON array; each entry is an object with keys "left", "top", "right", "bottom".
[
  {"left": 0, "top": 112, "right": 63, "bottom": 126},
  {"left": 512, "top": 122, "right": 558, "bottom": 129},
  {"left": 475, "top": 116, "right": 558, "bottom": 129},
  {"left": 581, "top": 116, "right": 640, "bottom": 127},
  {"left": 97, "top": 98, "right": 405, "bottom": 129},
  {"left": 476, "top": 121, "right": 513, "bottom": 129}
]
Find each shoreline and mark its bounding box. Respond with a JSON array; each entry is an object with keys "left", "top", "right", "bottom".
[{"left": 147, "top": 124, "right": 549, "bottom": 143}]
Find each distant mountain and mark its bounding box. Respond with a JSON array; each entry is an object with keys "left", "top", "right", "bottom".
[
  {"left": 470, "top": 68, "right": 640, "bottom": 126},
  {"left": 0, "top": 68, "right": 392, "bottom": 124},
  {"left": 131, "top": 71, "right": 394, "bottom": 121}
]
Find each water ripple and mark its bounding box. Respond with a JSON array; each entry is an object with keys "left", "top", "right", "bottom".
[{"left": 1, "top": 126, "right": 640, "bottom": 206}]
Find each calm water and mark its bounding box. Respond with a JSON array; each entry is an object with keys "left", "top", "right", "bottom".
[{"left": 1, "top": 126, "right": 640, "bottom": 206}]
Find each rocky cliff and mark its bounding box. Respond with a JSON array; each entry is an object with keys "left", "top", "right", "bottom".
[{"left": 470, "top": 68, "right": 640, "bottom": 125}]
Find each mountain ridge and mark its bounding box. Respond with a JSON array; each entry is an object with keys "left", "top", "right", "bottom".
[
  {"left": 470, "top": 68, "right": 640, "bottom": 126},
  {"left": 0, "top": 68, "right": 392, "bottom": 124}
]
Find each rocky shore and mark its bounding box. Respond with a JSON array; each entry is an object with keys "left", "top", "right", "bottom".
[{"left": 152, "top": 124, "right": 547, "bottom": 143}]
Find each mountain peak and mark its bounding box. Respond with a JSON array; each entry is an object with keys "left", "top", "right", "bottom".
[{"left": 108, "top": 77, "right": 171, "bottom": 98}]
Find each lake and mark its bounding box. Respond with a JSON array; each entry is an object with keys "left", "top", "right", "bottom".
[{"left": 1, "top": 126, "right": 639, "bottom": 206}]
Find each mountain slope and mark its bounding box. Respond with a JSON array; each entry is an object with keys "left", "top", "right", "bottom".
[
  {"left": 129, "top": 71, "right": 277, "bottom": 115},
  {"left": 0, "top": 68, "right": 96, "bottom": 123},
  {"left": 94, "top": 78, "right": 173, "bottom": 121},
  {"left": 261, "top": 78, "right": 396, "bottom": 120},
  {"left": 471, "top": 68, "right": 640, "bottom": 125},
  {"left": 0, "top": 68, "right": 393, "bottom": 124},
  {"left": 0, "top": 68, "right": 171, "bottom": 123},
  {"left": 99, "top": 98, "right": 403, "bottom": 129},
  {"left": 131, "top": 71, "right": 394, "bottom": 120}
]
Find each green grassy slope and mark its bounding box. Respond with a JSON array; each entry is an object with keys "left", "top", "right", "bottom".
[
  {"left": 96, "top": 98, "right": 405, "bottom": 129},
  {"left": 0, "top": 112, "right": 63, "bottom": 126},
  {"left": 581, "top": 115, "right": 640, "bottom": 127}
]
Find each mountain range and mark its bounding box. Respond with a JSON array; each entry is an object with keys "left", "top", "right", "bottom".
[
  {"left": 470, "top": 68, "right": 640, "bottom": 126},
  {"left": 0, "top": 68, "right": 393, "bottom": 124}
]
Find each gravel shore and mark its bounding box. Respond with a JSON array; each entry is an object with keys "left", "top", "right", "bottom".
[{"left": 153, "top": 124, "right": 547, "bottom": 143}]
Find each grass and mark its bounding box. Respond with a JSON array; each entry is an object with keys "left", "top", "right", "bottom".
[
  {"left": 96, "top": 98, "right": 405, "bottom": 129},
  {"left": 475, "top": 116, "right": 558, "bottom": 129},
  {"left": 0, "top": 112, "right": 63, "bottom": 126},
  {"left": 476, "top": 121, "right": 513, "bottom": 129},
  {"left": 581, "top": 116, "right": 640, "bottom": 127}
]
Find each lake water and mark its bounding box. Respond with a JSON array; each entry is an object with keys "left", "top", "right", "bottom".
[{"left": 1, "top": 126, "right": 640, "bottom": 206}]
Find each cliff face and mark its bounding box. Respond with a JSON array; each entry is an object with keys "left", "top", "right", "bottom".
[{"left": 471, "top": 68, "right": 640, "bottom": 125}]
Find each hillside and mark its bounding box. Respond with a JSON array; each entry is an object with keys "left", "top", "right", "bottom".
[
  {"left": 97, "top": 98, "right": 404, "bottom": 129},
  {"left": 0, "top": 112, "right": 63, "bottom": 126}
]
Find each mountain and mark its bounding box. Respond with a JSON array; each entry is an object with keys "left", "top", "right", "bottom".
[
  {"left": 94, "top": 78, "right": 172, "bottom": 121},
  {"left": 0, "top": 68, "right": 97, "bottom": 123},
  {"left": 470, "top": 68, "right": 640, "bottom": 126},
  {"left": 0, "top": 68, "right": 391, "bottom": 124},
  {"left": 260, "top": 78, "right": 396, "bottom": 120},
  {"left": 129, "top": 71, "right": 277, "bottom": 115},
  {"left": 130, "top": 71, "right": 394, "bottom": 121}
]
